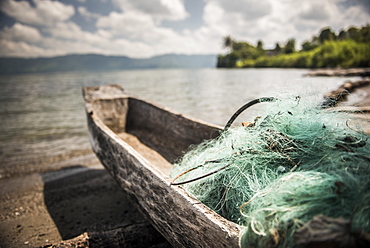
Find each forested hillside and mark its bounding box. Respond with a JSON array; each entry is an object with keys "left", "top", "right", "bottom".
[{"left": 217, "top": 25, "right": 370, "bottom": 68}]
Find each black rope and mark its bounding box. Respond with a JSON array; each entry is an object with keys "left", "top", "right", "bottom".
[
  {"left": 170, "top": 163, "right": 231, "bottom": 186},
  {"left": 223, "top": 97, "right": 278, "bottom": 131}
]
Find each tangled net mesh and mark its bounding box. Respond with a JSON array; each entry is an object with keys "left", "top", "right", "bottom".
[{"left": 171, "top": 95, "right": 370, "bottom": 247}]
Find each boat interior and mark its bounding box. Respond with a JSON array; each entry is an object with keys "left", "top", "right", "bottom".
[{"left": 91, "top": 94, "right": 220, "bottom": 177}]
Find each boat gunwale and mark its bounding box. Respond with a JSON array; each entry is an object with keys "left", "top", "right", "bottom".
[{"left": 83, "top": 85, "right": 242, "bottom": 248}]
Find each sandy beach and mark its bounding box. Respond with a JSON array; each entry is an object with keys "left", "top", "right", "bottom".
[
  {"left": 1, "top": 74, "right": 370, "bottom": 248},
  {"left": 0, "top": 153, "right": 171, "bottom": 247}
]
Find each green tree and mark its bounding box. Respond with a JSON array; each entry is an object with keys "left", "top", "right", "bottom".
[
  {"left": 284, "top": 39, "right": 296, "bottom": 54},
  {"left": 318, "top": 28, "right": 336, "bottom": 43},
  {"left": 347, "top": 27, "right": 360, "bottom": 41},
  {"left": 223, "top": 35, "right": 234, "bottom": 52},
  {"left": 273, "top": 43, "right": 282, "bottom": 54},
  {"left": 338, "top": 30, "right": 348, "bottom": 40},
  {"left": 217, "top": 52, "right": 240, "bottom": 68},
  {"left": 359, "top": 25, "right": 370, "bottom": 42},
  {"left": 257, "top": 40, "right": 263, "bottom": 50},
  {"left": 256, "top": 40, "right": 266, "bottom": 57},
  {"left": 301, "top": 40, "right": 318, "bottom": 51},
  {"left": 231, "top": 42, "right": 259, "bottom": 59},
  {"left": 360, "top": 24, "right": 370, "bottom": 42},
  {"left": 232, "top": 41, "right": 252, "bottom": 51},
  {"left": 217, "top": 24, "right": 370, "bottom": 69},
  {"left": 337, "top": 25, "right": 370, "bottom": 43}
]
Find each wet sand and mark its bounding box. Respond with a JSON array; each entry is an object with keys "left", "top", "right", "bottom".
[{"left": 0, "top": 153, "right": 171, "bottom": 248}]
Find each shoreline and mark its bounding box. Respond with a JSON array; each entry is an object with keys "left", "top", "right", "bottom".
[
  {"left": 0, "top": 150, "right": 97, "bottom": 180},
  {"left": 1, "top": 76, "right": 370, "bottom": 247},
  {"left": 304, "top": 67, "right": 370, "bottom": 77}
]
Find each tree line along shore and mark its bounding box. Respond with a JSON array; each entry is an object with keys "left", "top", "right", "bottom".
[{"left": 217, "top": 25, "right": 370, "bottom": 69}]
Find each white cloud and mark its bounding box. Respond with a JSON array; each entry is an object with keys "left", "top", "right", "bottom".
[
  {"left": 0, "top": 30, "right": 136, "bottom": 58},
  {"left": 300, "top": 3, "right": 331, "bottom": 21},
  {"left": 159, "top": 0, "right": 189, "bottom": 20},
  {"left": 201, "top": 0, "right": 370, "bottom": 49},
  {"left": 0, "top": 23, "right": 42, "bottom": 43},
  {"left": 44, "top": 21, "right": 107, "bottom": 45},
  {"left": 78, "top": 6, "right": 101, "bottom": 19},
  {"left": 0, "top": 0, "right": 369, "bottom": 58},
  {"left": 213, "top": 0, "right": 272, "bottom": 19},
  {"left": 0, "top": 39, "right": 50, "bottom": 57},
  {"left": 1, "top": 0, "right": 74, "bottom": 26},
  {"left": 203, "top": 2, "right": 224, "bottom": 28},
  {"left": 112, "top": 0, "right": 188, "bottom": 21},
  {"left": 96, "top": 11, "right": 179, "bottom": 44},
  {"left": 328, "top": 5, "right": 370, "bottom": 31}
]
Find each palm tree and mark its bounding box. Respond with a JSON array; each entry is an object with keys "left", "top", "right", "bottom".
[{"left": 223, "top": 35, "right": 234, "bottom": 52}]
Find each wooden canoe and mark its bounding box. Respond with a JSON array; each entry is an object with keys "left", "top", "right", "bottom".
[{"left": 83, "top": 84, "right": 242, "bottom": 247}]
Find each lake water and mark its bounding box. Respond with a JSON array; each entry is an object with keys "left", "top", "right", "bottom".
[{"left": 0, "top": 68, "right": 361, "bottom": 177}]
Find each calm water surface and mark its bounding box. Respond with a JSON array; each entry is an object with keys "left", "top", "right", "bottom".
[{"left": 0, "top": 68, "right": 361, "bottom": 176}]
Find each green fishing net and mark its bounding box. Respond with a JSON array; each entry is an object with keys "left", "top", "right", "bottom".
[{"left": 171, "top": 95, "right": 370, "bottom": 247}]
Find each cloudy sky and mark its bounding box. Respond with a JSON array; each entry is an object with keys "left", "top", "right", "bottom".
[{"left": 0, "top": 0, "right": 369, "bottom": 58}]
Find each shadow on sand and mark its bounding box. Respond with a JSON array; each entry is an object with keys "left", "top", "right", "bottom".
[{"left": 42, "top": 165, "right": 171, "bottom": 247}]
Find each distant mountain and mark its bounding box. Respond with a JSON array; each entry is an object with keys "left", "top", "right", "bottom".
[{"left": 0, "top": 54, "right": 217, "bottom": 75}]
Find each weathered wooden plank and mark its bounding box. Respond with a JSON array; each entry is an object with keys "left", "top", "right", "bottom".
[{"left": 83, "top": 85, "right": 242, "bottom": 248}]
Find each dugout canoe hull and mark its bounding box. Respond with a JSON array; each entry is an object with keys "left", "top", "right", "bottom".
[{"left": 83, "top": 85, "right": 242, "bottom": 247}]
